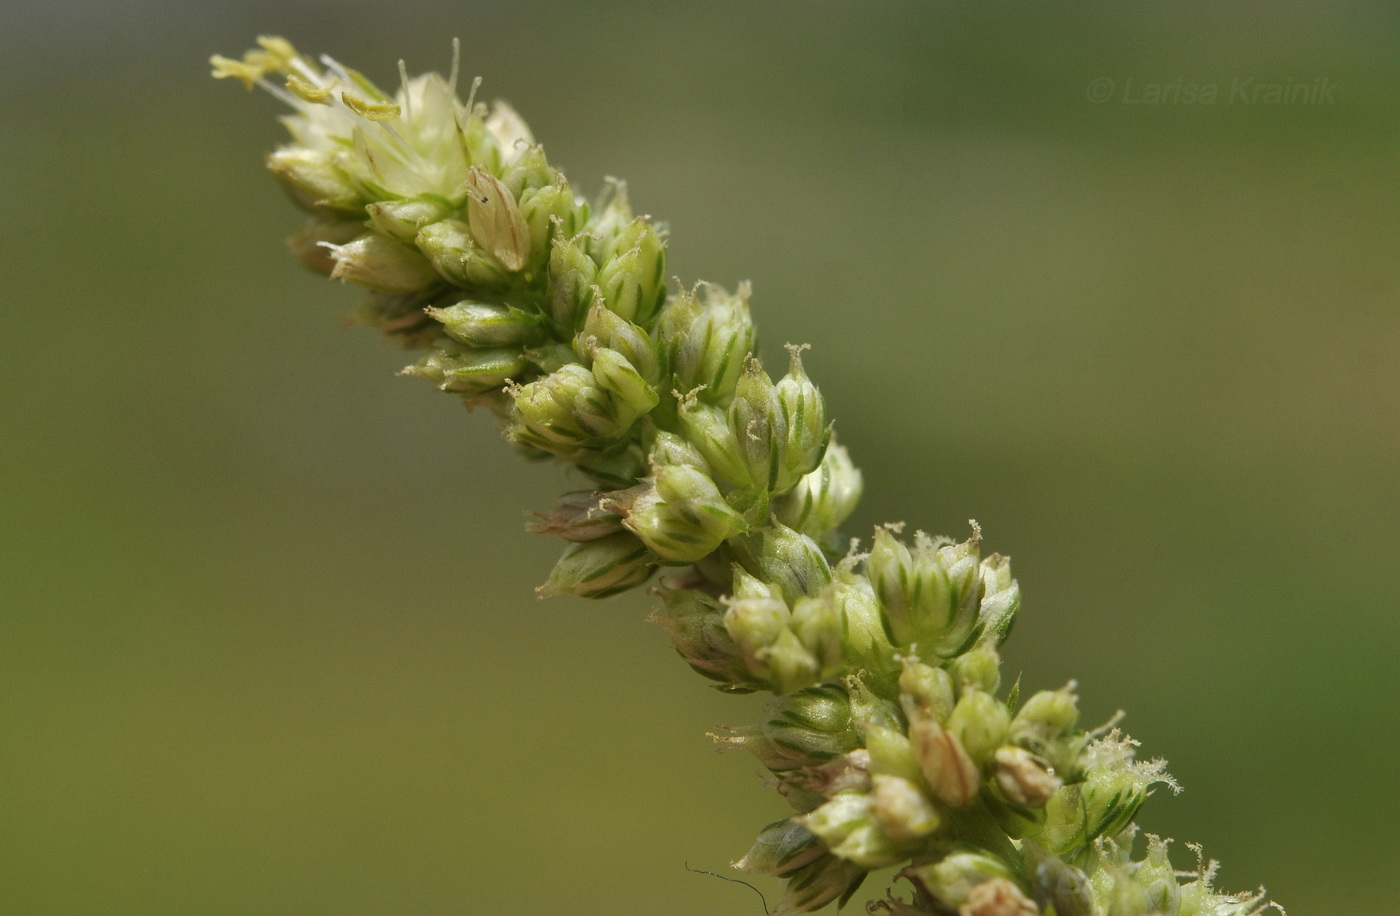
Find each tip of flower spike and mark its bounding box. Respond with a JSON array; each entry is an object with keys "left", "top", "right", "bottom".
[{"left": 210, "top": 35, "right": 298, "bottom": 89}]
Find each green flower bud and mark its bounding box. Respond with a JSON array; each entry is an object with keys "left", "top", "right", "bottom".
[
  {"left": 677, "top": 397, "right": 751, "bottom": 488},
  {"left": 948, "top": 641, "right": 1002, "bottom": 695},
  {"left": 573, "top": 442, "right": 647, "bottom": 490},
  {"left": 366, "top": 197, "right": 451, "bottom": 241},
  {"left": 1023, "top": 842, "right": 1093, "bottom": 916},
  {"left": 905, "top": 850, "right": 1020, "bottom": 911},
  {"left": 1012, "top": 685, "right": 1081, "bottom": 741},
  {"left": 868, "top": 527, "right": 985, "bottom": 659},
  {"left": 864, "top": 723, "right": 925, "bottom": 787},
  {"left": 870, "top": 773, "right": 941, "bottom": 843},
  {"left": 499, "top": 143, "right": 555, "bottom": 198},
  {"left": 831, "top": 566, "right": 896, "bottom": 677},
  {"left": 774, "top": 439, "right": 863, "bottom": 542},
  {"left": 767, "top": 628, "right": 823, "bottom": 694},
  {"left": 578, "top": 301, "right": 659, "bottom": 383},
  {"left": 775, "top": 346, "right": 829, "bottom": 490},
  {"left": 993, "top": 747, "right": 1062, "bottom": 810},
  {"left": 908, "top": 706, "right": 980, "bottom": 808},
  {"left": 898, "top": 655, "right": 956, "bottom": 721},
  {"left": 799, "top": 792, "right": 906, "bottom": 869},
  {"left": 427, "top": 301, "right": 545, "bottom": 348},
  {"left": 658, "top": 281, "right": 756, "bottom": 405},
  {"left": 536, "top": 530, "right": 652, "bottom": 599},
  {"left": 590, "top": 347, "right": 659, "bottom": 423},
  {"left": 731, "top": 522, "right": 833, "bottom": 605},
  {"left": 508, "top": 364, "right": 612, "bottom": 453},
  {"left": 547, "top": 233, "right": 598, "bottom": 331},
  {"left": 596, "top": 229, "right": 667, "bottom": 327},
  {"left": 768, "top": 684, "right": 863, "bottom": 767},
  {"left": 650, "top": 586, "right": 752, "bottom": 690},
  {"left": 947, "top": 688, "right": 1011, "bottom": 767},
  {"left": 979, "top": 554, "right": 1021, "bottom": 647},
  {"left": 288, "top": 216, "right": 365, "bottom": 276},
  {"left": 400, "top": 338, "right": 527, "bottom": 396},
  {"left": 416, "top": 219, "right": 508, "bottom": 289},
  {"left": 267, "top": 147, "right": 362, "bottom": 213},
  {"left": 525, "top": 490, "right": 624, "bottom": 542},
  {"left": 734, "top": 817, "right": 826, "bottom": 877},
  {"left": 519, "top": 184, "right": 585, "bottom": 272},
  {"left": 324, "top": 232, "right": 441, "bottom": 293},
  {"left": 648, "top": 430, "right": 708, "bottom": 470},
  {"left": 621, "top": 465, "right": 746, "bottom": 564},
  {"left": 722, "top": 591, "right": 790, "bottom": 678},
  {"left": 728, "top": 357, "right": 786, "bottom": 492},
  {"left": 790, "top": 590, "right": 845, "bottom": 680},
  {"left": 463, "top": 166, "right": 530, "bottom": 271},
  {"left": 1131, "top": 836, "right": 1182, "bottom": 916},
  {"left": 1036, "top": 733, "right": 1177, "bottom": 856},
  {"left": 774, "top": 853, "right": 867, "bottom": 915}
]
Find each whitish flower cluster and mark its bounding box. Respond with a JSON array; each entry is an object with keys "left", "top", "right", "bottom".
[{"left": 216, "top": 38, "right": 1280, "bottom": 916}]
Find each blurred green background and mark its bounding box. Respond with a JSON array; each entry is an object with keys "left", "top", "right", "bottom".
[{"left": 2, "top": 1, "right": 1397, "bottom": 913}]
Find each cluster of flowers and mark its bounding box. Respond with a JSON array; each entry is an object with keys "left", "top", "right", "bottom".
[{"left": 215, "top": 38, "right": 1279, "bottom": 916}]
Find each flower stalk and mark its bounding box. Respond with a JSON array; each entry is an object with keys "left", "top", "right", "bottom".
[{"left": 215, "top": 37, "right": 1282, "bottom": 916}]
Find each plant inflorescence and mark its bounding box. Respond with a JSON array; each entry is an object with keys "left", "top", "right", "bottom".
[{"left": 214, "top": 37, "right": 1280, "bottom": 916}]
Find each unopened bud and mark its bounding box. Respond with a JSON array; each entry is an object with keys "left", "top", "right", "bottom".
[
  {"left": 767, "top": 684, "right": 862, "bottom": 766},
  {"left": 508, "top": 364, "right": 608, "bottom": 454},
  {"left": 1023, "top": 843, "right": 1093, "bottom": 916},
  {"left": 908, "top": 707, "right": 980, "bottom": 807},
  {"left": 905, "top": 850, "right": 1019, "bottom": 911},
  {"left": 1011, "top": 685, "right": 1080, "bottom": 741},
  {"left": 774, "top": 439, "right": 863, "bottom": 541},
  {"left": 596, "top": 227, "right": 667, "bottom": 326},
  {"left": 869, "top": 527, "right": 986, "bottom": 658},
  {"left": 723, "top": 591, "right": 790, "bottom": 678},
  {"left": 574, "top": 442, "right": 647, "bottom": 490},
  {"left": 948, "top": 641, "right": 1002, "bottom": 695},
  {"left": 648, "top": 430, "right": 708, "bottom": 471},
  {"left": 463, "top": 166, "right": 530, "bottom": 271},
  {"left": 402, "top": 339, "right": 526, "bottom": 396},
  {"left": 324, "top": 233, "right": 440, "bottom": 293},
  {"left": 994, "top": 747, "right": 1062, "bottom": 809},
  {"left": 428, "top": 301, "right": 545, "bottom": 348},
  {"left": 790, "top": 590, "right": 844, "bottom": 679},
  {"left": 1131, "top": 836, "right": 1181, "bottom": 915},
  {"left": 979, "top": 554, "right": 1021, "bottom": 647},
  {"left": 734, "top": 817, "right": 826, "bottom": 877},
  {"left": 773, "top": 853, "right": 867, "bottom": 915},
  {"left": 677, "top": 398, "right": 751, "bottom": 488},
  {"left": 267, "top": 147, "right": 362, "bottom": 213},
  {"left": 526, "top": 490, "right": 623, "bottom": 542},
  {"left": 898, "top": 656, "right": 956, "bottom": 720},
  {"left": 366, "top": 197, "right": 451, "bottom": 241},
  {"left": 864, "top": 723, "right": 925, "bottom": 787},
  {"left": 547, "top": 233, "right": 598, "bottom": 331},
  {"left": 799, "top": 793, "right": 905, "bottom": 869},
  {"left": 591, "top": 347, "right": 659, "bottom": 423},
  {"left": 731, "top": 522, "right": 833, "bottom": 605},
  {"left": 775, "top": 346, "right": 829, "bottom": 490},
  {"left": 870, "top": 774, "right": 940, "bottom": 842},
  {"left": 947, "top": 688, "right": 1011, "bottom": 766},
  {"left": 767, "top": 628, "right": 822, "bottom": 694},
  {"left": 537, "top": 531, "right": 652, "bottom": 598},
  {"left": 578, "top": 301, "right": 659, "bottom": 383},
  {"left": 622, "top": 465, "right": 745, "bottom": 564},
  {"left": 658, "top": 282, "right": 756, "bottom": 404},
  {"left": 519, "top": 184, "right": 585, "bottom": 270},
  {"left": 650, "top": 586, "right": 751, "bottom": 689},
  {"left": 417, "top": 219, "right": 508, "bottom": 289},
  {"left": 788, "top": 749, "right": 873, "bottom": 799},
  {"left": 728, "top": 358, "right": 786, "bottom": 492}
]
